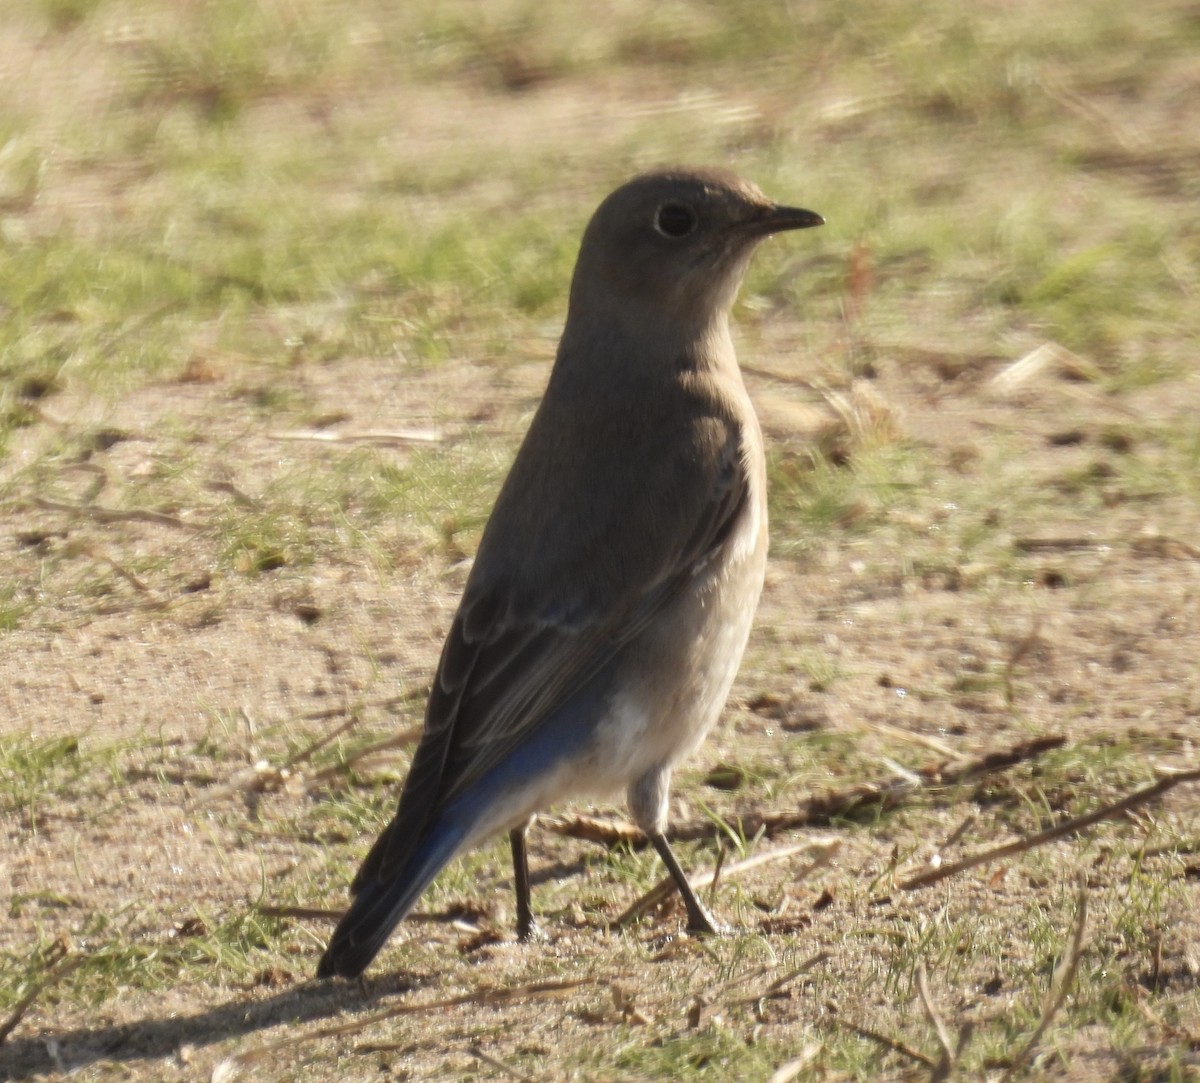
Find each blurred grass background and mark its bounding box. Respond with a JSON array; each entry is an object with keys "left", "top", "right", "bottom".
[{"left": 2, "top": 0, "right": 1196, "bottom": 415}]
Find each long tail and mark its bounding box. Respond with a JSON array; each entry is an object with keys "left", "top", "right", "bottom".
[{"left": 317, "top": 819, "right": 463, "bottom": 979}]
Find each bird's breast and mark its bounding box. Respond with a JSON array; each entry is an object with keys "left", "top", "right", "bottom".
[{"left": 578, "top": 481, "right": 768, "bottom": 794}]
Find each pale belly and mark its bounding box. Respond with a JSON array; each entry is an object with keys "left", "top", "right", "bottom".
[{"left": 572, "top": 506, "right": 768, "bottom": 800}]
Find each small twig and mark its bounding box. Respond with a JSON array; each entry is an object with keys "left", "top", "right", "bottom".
[
  {"left": 467, "top": 1045, "right": 536, "bottom": 1082},
  {"left": 901, "top": 766, "right": 1200, "bottom": 890},
  {"left": 862, "top": 720, "right": 962, "bottom": 759},
  {"left": 186, "top": 760, "right": 299, "bottom": 808},
  {"left": 282, "top": 712, "right": 363, "bottom": 771},
  {"left": 837, "top": 1019, "right": 936, "bottom": 1068},
  {"left": 1013, "top": 537, "right": 1111, "bottom": 552},
  {"left": 733, "top": 952, "right": 833, "bottom": 1006},
  {"left": 206, "top": 480, "right": 261, "bottom": 510},
  {"left": 707, "top": 842, "right": 728, "bottom": 905},
  {"left": 82, "top": 545, "right": 169, "bottom": 608},
  {"left": 32, "top": 496, "right": 191, "bottom": 530},
  {"left": 256, "top": 906, "right": 344, "bottom": 923},
  {"left": 1001, "top": 877, "right": 1089, "bottom": 1080},
  {"left": 0, "top": 946, "right": 86, "bottom": 1045},
  {"left": 540, "top": 812, "right": 642, "bottom": 846}
]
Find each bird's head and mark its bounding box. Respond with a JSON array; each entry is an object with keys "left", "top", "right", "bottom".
[{"left": 566, "top": 167, "right": 823, "bottom": 333}]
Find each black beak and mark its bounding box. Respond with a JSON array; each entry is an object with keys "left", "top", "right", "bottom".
[{"left": 762, "top": 204, "right": 825, "bottom": 232}]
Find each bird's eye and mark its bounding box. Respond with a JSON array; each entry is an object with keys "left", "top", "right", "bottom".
[{"left": 653, "top": 202, "right": 698, "bottom": 238}]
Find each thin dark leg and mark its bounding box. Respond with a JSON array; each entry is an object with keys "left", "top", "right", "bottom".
[
  {"left": 649, "top": 831, "right": 721, "bottom": 935},
  {"left": 509, "top": 823, "right": 537, "bottom": 941}
]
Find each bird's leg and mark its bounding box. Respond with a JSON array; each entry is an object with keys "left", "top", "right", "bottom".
[
  {"left": 649, "top": 831, "right": 721, "bottom": 935},
  {"left": 509, "top": 821, "right": 539, "bottom": 941}
]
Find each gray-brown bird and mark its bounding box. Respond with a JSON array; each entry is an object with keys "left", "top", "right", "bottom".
[{"left": 318, "top": 167, "right": 823, "bottom": 978}]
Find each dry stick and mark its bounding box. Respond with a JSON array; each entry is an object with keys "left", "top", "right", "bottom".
[
  {"left": 1000, "top": 878, "right": 1089, "bottom": 1081},
  {"left": 32, "top": 496, "right": 191, "bottom": 530},
  {"left": 210, "top": 978, "right": 594, "bottom": 1081},
  {"left": 900, "top": 767, "right": 1200, "bottom": 891},
  {"left": 0, "top": 951, "right": 87, "bottom": 1045},
  {"left": 546, "top": 735, "right": 1066, "bottom": 849},
  {"left": 838, "top": 1020, "right": 936, "bottom": 1068}
]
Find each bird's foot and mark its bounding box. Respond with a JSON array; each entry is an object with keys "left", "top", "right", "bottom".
[
  {"left": 683, "top": 905, "right": 729, "bottom": 937},
  {"left": 516, "top": 915, "right": 547, "bottom": 943}
]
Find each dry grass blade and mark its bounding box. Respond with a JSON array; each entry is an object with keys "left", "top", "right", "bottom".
[
  {"left": 281, "top": 712, "right": 362, "bottom": 771},
  {"left": 989, "top": 341, "right": 1103, "bottom": 394},
  {"left": 210, "top": 978, "right": 595, "bottom": 1082},
  {"left": 766, "top": 1043, "right": 821, "bottom": 1082},
  {"left": 733, "top": 952, "right": 833, "bottom": 1006},
  {"left": 205, "top": 479, "right": 261, "bottom": 509},
  {"left": 916, "top": 970, "right": 955, "bottom": 1070},
  {"left": 937, "top": 815, "right": 976, "bottom": 854},
  {"left": 613, "top": 841, "right": 822, "bottom": 928},
  {"left": 900, "top": 766, "right": 1200, "bottom": 890},
  {"left": 916, "top": 962, "right": 955, "bottom": 1081},
  {"left": 1000, "top": 877, "right": 1089, "bottom": 1080},
  {"left": 861, "top": 720, "right": 962, "bottom": 759},
  {"left": 266, "top": 427, "right": 444, "bottom": 446},
  {"left": 837, "top": 1019, "right": 936, "bottom": 1068},
  {"left": 305, "top": 725, "right": 424, "bottom": 786},
  {"left": 256, "top": 906, "right": 344, "bottom": 923}
]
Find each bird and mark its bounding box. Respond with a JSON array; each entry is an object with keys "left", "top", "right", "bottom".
[{"left": 317, "top": 167, "right": 823, "bottom": 979}]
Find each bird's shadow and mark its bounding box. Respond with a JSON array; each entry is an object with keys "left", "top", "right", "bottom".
[
  {"left": 0, "top": 971, "right": 415, "bottom": 1080},
  {"left": 0, "top": 859, "right": 599, "bottom": 1079}
]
